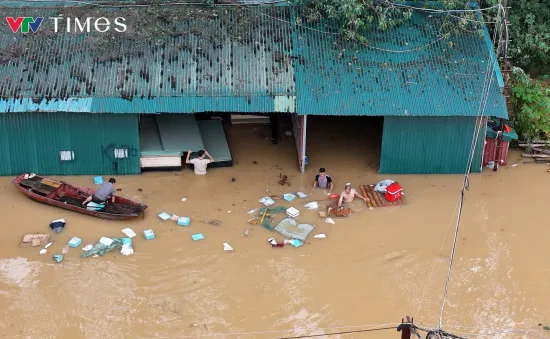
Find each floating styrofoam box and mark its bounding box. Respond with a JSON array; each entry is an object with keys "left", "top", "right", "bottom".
[
  {"left": 68, "top": 237, "right": 82, "bottom": 248},
  {"left": 289, "top": 239, "right": 303, "bottom": 247},
  {"left": 158, "top": 212, "right": 171, "bottom": 220},
  {"left": 192, "top": 233, "right": 204, "bottom": 241},
  {"left": 177, "top": 217, "right": 191, "bottom": 226},
  {"left": 286, "top": 207, "right": 300, "bottom": 218},
  {"left": 94, "top": 176, "right": 103, "bottom": 185},
  {"left": 144, "top": 229, "right": 155, "bottom": 240},
  {"left": 140, "top": 156, "right": 182, "bottom": 168},
  {"left": 121, "top": 228, "right": 136, "bottom": 238},
  {"left": 283, "top": 193, "right": 296, "bottom": 202},
  {"left": 259, "top": 196, "right": 275, "bottom": 207},
  {"left": 99, "top": 237, "right": 114, "bottom": 246}
]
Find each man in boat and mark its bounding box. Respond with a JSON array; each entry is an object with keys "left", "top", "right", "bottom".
[
  {"left": 311, "top": 167, "right": 333, "bottom": 194},
  {"left": 82, "top": 178, "right": 116, "bottom": 205},
  {"left": 337, "top": 183, "right": 368, "bottom": 208},
  {"left": 186, "top": 149, "right": 215, "bottom": 175}
]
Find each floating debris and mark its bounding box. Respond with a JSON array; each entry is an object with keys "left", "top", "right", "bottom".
[
  {"left": 205, "top": 220, "right": 221, "bottom": 226},
  {"left": 20, "top": 233, "right": 51, "bottom": 247},
  {"left": 278, "top": 174, "right": 291, "bottom": 186}
]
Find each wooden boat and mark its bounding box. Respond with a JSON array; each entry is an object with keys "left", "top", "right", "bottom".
[{"left": 12, "top": 173, "right": 147, "bottom": 220}]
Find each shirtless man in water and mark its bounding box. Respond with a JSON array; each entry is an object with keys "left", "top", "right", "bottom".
[{"left": 338, "top": 183, "right": 369, "bottom": 208}]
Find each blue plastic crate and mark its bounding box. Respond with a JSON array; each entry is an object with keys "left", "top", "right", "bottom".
[
  {"left": 68, "top": 237, "right": 82, "bottom": 248},
  {"left": 144, "top": 229, "right": 155, "bottom": 240},
  {"left": 283, "top": 194, "right": 296, "bottom": 202},
  {"left": 177, "top": 217, "right": 191, "bottom": 226},
  {"left": 192, "top": 233, "right": 204, "bottom": 241}
]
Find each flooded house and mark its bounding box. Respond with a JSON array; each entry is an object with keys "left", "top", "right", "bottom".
[{"left": 0, "top": 3, "right": 507, "bottom": 176}]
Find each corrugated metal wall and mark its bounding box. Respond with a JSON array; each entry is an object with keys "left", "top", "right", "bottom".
[
  {"left": 379, "top": 116, "right": 485, "bottom": 174},
  {"left": 0, "top": 112, "right": 140, "bottom": 176}
]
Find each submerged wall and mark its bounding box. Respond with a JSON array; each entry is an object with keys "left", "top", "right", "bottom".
[
  {"left": 0, "top": 112, "right": 140, "bottom": 176},
  {"left": 379, "top": 116, "right": 485, "bottom": 174}
]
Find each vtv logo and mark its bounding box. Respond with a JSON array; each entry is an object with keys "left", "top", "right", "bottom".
[{"left": 6, "top": 17, "right": 44, "bottom": 33}]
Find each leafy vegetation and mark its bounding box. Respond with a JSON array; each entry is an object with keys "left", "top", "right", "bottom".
[
  {"left": 505, "top": 0, "right": 550, "bottom": 140},
  {"left": 509, "top": 69, "right": 550, "bottom": 141},
  {"left": 296, "top": 0, "right": 491, "bottom": 43},
  {"left": 506, "top": 0, "right": 550, "bottom": 74}
]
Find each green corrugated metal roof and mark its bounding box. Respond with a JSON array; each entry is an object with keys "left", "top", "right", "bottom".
[
  {"left": 0, "top": 5, "right": 295, "bottom": 113},
  {"left": 293, "top": 9, "right": 508, "bottom": 118},
  {"left": 0, "top": 4, "right": 507, "bottom": 118}
]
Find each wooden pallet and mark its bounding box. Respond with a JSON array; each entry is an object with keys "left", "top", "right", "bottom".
[{"left": 360, "top": 184, "right": 406, "bottom": 208}]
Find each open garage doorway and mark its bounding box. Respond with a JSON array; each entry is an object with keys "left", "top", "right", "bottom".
[
  {"left": 138, "top": 113, "right": 233, "bottom": 171},
  {"left": 304, "top": 116, "right": 384, "bottom": 177},
  {"left": 138, "top": 113, "right": 300, "bottom": 172},
  {"left": 214, "top": 113, "right": 299, "bottom": 170}
]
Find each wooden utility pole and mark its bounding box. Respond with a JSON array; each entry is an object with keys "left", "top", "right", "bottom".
[
  {"left": 493, "top": 0, "right": 511, "bottom": 171},
  {"left": 397, "top": 316, "right": 414, "bottom": 339}
]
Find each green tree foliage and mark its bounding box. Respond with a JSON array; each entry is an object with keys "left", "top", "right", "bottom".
[
  {"left": 510, "top": 68, "right": 550, "bottom": 141},
  {"left": 297, "top": 0, "right": 490, "bottom": 43},
  {"left": 506, "top": 0, "right": 550, "bottom": 74},
  {"left": 505, "top": 0, "right": 550, "bottom": 140}
]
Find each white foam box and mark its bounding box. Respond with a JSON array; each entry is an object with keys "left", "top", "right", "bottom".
[{"left": 286, "top": 207, "right": 300, "bottom": 217}]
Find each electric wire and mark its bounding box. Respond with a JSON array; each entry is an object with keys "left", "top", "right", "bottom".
[
  {"left": 4, "top": 0, "right": 500, "bottom": 54},
  {"left": 436, "top": 1, "right": 505, "bottom": 330},
  {"left": 133, "top": 323, "right": 412, "bottom": 339},
  {"left": 382, "top": 1, "right": 501, "bottom": 13},
  {"left": 132, "top": 321, "right": 550, "bottom": 339},
  {"left": 415, "top": 2, "right": 504, "bottom": 329},
  {"left": 4, "top": 0, "right": 289, "bottom": 6},
  {"left": 273, "top": 325, "right": 398, "bottom": 339},
  {"left": 445, "top": 328, "right": 550, "bottom": 339}
]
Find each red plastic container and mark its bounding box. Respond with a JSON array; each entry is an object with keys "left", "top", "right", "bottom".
[{"left": 385, "top": 183, "right": 403, "bottom": 202}]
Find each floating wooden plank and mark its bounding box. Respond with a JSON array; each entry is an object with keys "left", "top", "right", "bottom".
[
  {"left": 368, "top": 184, "right": 385, "bottom": 206},
  {"left": 522, "top": 153, "right": 550, "bottom": 158},
  {"left": 519, "top": 144, "right": 549, "bottom": 147},
  {"left": 40, "top": 179, "right": 61, "bottom": 188},
  {"left": 360, "top": 184, "right": 406, "bottom": 208},
  {"left": 519, "top": 140, "right": 550, "bottom": 144},
  {"left": 531, "top": 147, "right": 550, "bottom": 154},
  {"left": 360, "top": 185, "right": 375, "bottom": 208},
  {"left": 20, "top": 233, "right": 51, "bottom": 247}
]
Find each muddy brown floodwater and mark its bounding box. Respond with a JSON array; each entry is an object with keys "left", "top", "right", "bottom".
[{"left": 1, "top": 119, "right": 550, "bottom": 339}]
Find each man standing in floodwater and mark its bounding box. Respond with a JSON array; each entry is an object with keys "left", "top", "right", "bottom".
[
  {"left": 82, "top": 178, "right": 116, "bottom": 205},
  {"left": 186, "top": 149, "right": 215, "bottom": 175},
  {"left": 312, "top": 167, "right": 333, "bottom": 194},
  {"left": 337, "top": 182, "right": 368, "bottom": 208}
]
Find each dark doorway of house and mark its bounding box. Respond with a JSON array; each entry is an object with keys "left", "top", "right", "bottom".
[
  {"left": 305, "top": 116, "right": 384, "bottom": 174},
  {"left": 195, "top": 112, "right": 298, "bottom": 169}
]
